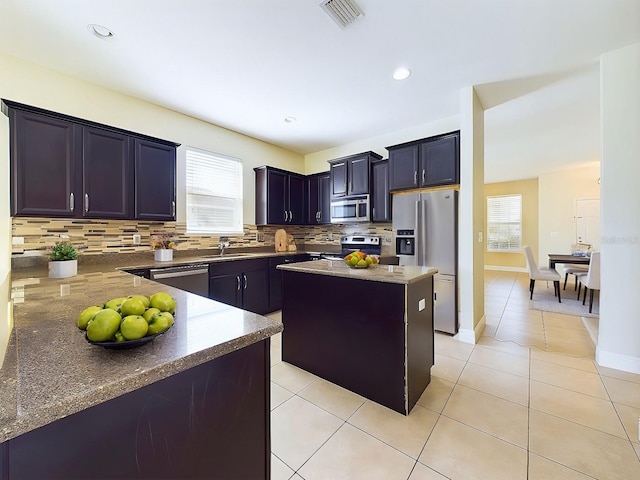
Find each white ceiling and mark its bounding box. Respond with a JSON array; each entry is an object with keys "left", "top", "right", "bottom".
[{"left": 1, "top": 0, "right": 638, "bottom": 183}]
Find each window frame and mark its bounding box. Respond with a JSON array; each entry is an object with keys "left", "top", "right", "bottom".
[
  {"left": 486, "top": 194, "right": 522, "bottom": 252},
  {"left": 185, "top": 146, "right": 244, "bottom": 236}
]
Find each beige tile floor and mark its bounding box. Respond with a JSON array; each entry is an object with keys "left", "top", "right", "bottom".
[{"left": 267, "top": 271, "right": 640, "bottom": 479}]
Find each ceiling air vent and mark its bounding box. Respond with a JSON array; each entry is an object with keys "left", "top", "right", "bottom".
[{"left": 320, "top": 0, "right": 364, "bottom": 29}]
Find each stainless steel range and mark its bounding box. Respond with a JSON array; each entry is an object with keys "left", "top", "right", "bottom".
[{"left": 320, "top": 235, "right": 381, "bottom": 261}]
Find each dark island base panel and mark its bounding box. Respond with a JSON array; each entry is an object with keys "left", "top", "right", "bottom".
[
  {"left": 282, "top": 271, "right": 433, "bottom": 415},
  {"left": 1, "top": 341, "right": 270, "bottom": 480}
]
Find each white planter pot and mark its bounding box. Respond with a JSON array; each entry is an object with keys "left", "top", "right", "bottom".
[
  {"left": 48, "top": 259, "right": 78, "bottom": 279},
  {"left": 155, "top": 249, "right": 173, "bottom": 262}
]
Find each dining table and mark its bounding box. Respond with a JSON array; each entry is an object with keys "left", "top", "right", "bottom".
[{"left": 548, "top": 254, "right": 591, "bottom": 270}]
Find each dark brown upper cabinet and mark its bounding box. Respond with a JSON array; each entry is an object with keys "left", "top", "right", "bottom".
[
  {"left": 2, "top": 99, "right": 179, "bottom": 220},
  {"left": 371, "top": 159, "right": 391, "bottom": 222},
  {"left": 134, "top": 139, "right": 176, "bottom": 221},
  {"left": 306, "top": 172, "right": 331, "bottom": 224},
  {"left": 82, "top": 127, "right": 133, "bottom": 219},
  {"left": 254, "top": 166, "right": 306, "bottom": 226},
  {"left": 387, "top": 131, "right": 460, "bottom": 191},
  {"left": 328, "top": 151, "right": 382, "bottom": 197}
]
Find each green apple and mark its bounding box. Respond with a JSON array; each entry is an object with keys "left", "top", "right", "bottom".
[
  {"left": 114, "top": 331, "right": 125, "bottom": 342},
  {"left": 104, "top": 297, "right": 127, "bottom": 312},
  {"left": 142, "top": 307, "right": 161, "bottom": 323},
  {"left": 76, "top": 305, "right": 102, "bottom": 330},
  {"left": 127, "top": 294, "right": 150, "bottom": 309},
  {"left": 147, "top": 311, "right": 174, "bottom": 335},
  {"left": 120, "top": 298, "right": 146, "bottom": 316},
  {"left": 149, "top": 292, "right": 176, "bottom": 314},
  {"left": 86, "top": 309, "right": 122, "bottom": 342},
  {"left": 120, "top": 315, "right": 149, "bottom": 340}
]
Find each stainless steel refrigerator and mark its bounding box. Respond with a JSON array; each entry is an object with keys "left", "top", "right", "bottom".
[{"left": 392, "top": 189, "right": 458, "bottom": 334}]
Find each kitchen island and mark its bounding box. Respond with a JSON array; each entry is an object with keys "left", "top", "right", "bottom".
[
  {"left": 278, "top": 260, "right": 437, "bottom": 415},
  {"left": 0, "top": 267, "right": 282, "bottom": 479}
]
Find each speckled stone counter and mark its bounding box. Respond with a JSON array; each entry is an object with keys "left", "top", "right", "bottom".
[
  {"left": 277, "top": 259, "right": 438, "bottom": 284},
  {"left": 0, "top": 266, "right": 282, "bottom": 445}
]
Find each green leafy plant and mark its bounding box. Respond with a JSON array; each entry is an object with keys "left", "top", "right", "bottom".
[{"left": 50, "top": 241, "right": 78, "bottom": 261}]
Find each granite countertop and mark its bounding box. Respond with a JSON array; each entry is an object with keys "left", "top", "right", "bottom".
[
  {"left": 0, "top": 263, "right": 283, "bottom": 444},
  {"left": 277, "top": 259, "right": 438, "bottom": 284}
]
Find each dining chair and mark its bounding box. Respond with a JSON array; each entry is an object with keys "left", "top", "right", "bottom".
[
  {"left": 563, "top": 264, "right": 589, "bottom": 290},
  {"left": 578, "top": 251, "right": 600, "bottom": 313},
  {"left": 523, "top": 246, "right": 562, "bottom": 302}
]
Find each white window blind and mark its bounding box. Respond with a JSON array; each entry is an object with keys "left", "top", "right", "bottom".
[
  {"left": 186, "top": 148, "right": 243, "bottom": 235},
  {"left": 487, "top": 194, "right": 522, "bottom": 252}
]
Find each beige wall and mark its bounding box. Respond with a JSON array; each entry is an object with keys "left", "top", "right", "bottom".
[
  {"left": 538, "top": 163, "right": 600, "bottom": 267},
  {"left": 484, "top": 178, "right": 539, "bottom": 270},
  {"left": 0, "top": 53, "right": 305, "bottom": 229}
]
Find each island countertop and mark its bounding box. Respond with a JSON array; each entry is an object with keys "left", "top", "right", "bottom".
[
  {"left": 0, "top": 268, "right": 282, "bottom": 444},
  {"left": 277, "top": 259, "right": 438, "bottom": 284}
]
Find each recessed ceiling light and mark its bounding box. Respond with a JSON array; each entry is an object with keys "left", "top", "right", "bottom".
[
  {"left": 393, "top": 67, "right": 412, "bottom": 80},
  {"left": 284, "top": 117, "right": 297, "bottom": 123},
  {"left": 87, "top": 24, "right": 114, "bottom": 38}
]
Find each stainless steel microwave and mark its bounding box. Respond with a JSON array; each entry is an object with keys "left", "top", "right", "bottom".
[{"left": 330, "top": 195, "right": 370, "bottom": 223}]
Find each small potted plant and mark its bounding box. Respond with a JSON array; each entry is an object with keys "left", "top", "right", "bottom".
[
  {"left": 48, "top": 241, "right": 79, "bottom": 278},
  {"left": 151, "top": 233, "right": 177, "bottom": 262}
]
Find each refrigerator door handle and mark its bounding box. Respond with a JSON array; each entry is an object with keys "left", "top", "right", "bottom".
[{"left": 420, "top": 198, "right": 428, "bottom": 266}]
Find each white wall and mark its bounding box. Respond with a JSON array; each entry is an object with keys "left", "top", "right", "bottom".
[
  {"left": 538, "top": 164, "right": 601, "bottom": 266},
  {"left": 598, "top": 42, "right": 640, "bottom": 374}
]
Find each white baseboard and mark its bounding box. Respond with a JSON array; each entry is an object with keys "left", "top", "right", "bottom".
[
  {"left": 484, "top": 265, "right": 527, "bottom": 273},
  {"left": 596, "top": 347, "right": 640, "bottom": 374},
  {"left": 457, "top": 315, "right": 486, "bottom": 345}
]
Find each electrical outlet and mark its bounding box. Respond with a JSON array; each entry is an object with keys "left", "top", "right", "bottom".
[
  {"left": 12, "top": 236, "right": 24, "bottom": 245},
  {"left": 133, "top": 234, "right": 141, "bottom": 245},
  {"left": 328, "top": 233, "right": 334, "bottom": 241},
  {"left": 256, "top": 233, "right": 265, "bottom": 242}
]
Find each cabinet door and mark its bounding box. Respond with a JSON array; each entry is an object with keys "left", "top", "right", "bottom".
[
  {"left": 347, "top": 156, "right": 370, "bottom": 195},
  {"left": 10, "top": 109, "right": 78, "bottom": 217},
  {"left": 267, "top": 169, "right": 287, "bottom": 224},
  {"left": 242, "top": 269, "right": 270, "bottom": 314},
  {"left": 287, "top": 174, "right": 306, "bottom": 225},
  {"left": 82, "top": 127, "right": 132, "bottom": 219},
  {"left": 330, "top": 161, "right": 347, "bottom": 197},
  {"left": 421, "top": 135, "right": 459, "bottom": 187},
  {"left": 388, "top": 144, "right": 420, "bottom": 191},
  {"left": 318, "top": 173, "right": 332, "bottom": 224},
  {"left": 306, "top": 176, "right": 319, "bottom": 224},
  {"left": 209, "top": 273, "right": 242, "bottom": 308},
  {"left": 134, "top": 139, "right": 176, "bottom": 220},
  {"left": 371, "top": 161, "right": 391, "bottom": 222}
]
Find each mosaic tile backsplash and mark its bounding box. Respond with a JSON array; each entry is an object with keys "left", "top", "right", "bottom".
[{"left": 11, "top": 218, "right": 395, "bottom": 257}]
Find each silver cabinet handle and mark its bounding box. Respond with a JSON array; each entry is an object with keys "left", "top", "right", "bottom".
[
  {"left": 414, "top": 171, "right": 417, "bottom": 185},
  {"left": 289, "top": 210, "right": 293, "bottom": 222},
  {"left": 84, "top": 194, "right": 89, "bottom": 213},
  {"left": 284, "top": 210, "right": 288, "bottom": 222},
  {"left": 171, "top": 201, "right": 176, "bottom": 217},
  {"left": 236, "top": 275, "right": 241, "bottom": 291},
  {"left": 243, "top": 274, "right": 247, "bottom": 290},
  {"left": 422, "top": 169, "right": 426, "bottom": 183},
  {"left": 69, "top": 193, "right": 74, "bottom": 212}
]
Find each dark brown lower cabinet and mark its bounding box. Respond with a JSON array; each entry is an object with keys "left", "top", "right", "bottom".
[
  {"left": 209, "top": 259, "right": 270, "bottom": 314},
  {"left": 0, "top": 340, "right": 271, "bottom": 479},
  {"left": 281, "top": 271, "right": 434, "bottom": 415}
]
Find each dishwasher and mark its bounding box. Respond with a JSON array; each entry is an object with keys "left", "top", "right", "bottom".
[{"left": 149, "top": 263, "right": 210, "bottom": 297}]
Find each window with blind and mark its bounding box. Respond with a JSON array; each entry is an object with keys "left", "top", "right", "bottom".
[
  {"left": 186, "top": 147, "right": 243, "bottom": 235},
  {"left": 487, "top": 194, "right": 522, "bottom": 252}
]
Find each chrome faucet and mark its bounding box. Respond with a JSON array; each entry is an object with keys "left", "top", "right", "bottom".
[{"left": 218, "top": 236, "right": 230, "bottom": 255}]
